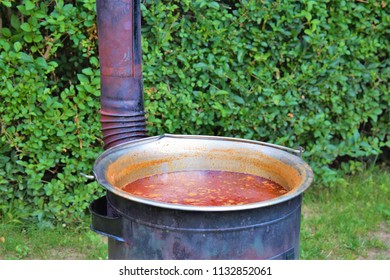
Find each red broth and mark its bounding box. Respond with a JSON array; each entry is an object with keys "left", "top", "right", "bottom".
[{"left": 122, "top": 170, "right": 288, "bottom": 206}]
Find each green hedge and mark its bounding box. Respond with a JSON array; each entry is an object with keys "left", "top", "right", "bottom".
[{"left": 0, "top": 0, "right": 389, "bottom": 224}]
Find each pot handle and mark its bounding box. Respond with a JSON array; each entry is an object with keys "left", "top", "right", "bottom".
[
  {"left": 80, "top": 172, "right": 95, "bottom": 183},
  {"left": 89, "top": 196, "right": 124, "bottom": 242}
]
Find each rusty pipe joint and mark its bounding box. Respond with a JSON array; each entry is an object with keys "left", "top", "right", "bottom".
[{"left": 96, "top": 0, "right": 147, "bottom": 149}]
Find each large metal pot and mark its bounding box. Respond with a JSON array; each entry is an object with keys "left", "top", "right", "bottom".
[{"left": 90, "top": 134, "right": 313, "bottom": 259}]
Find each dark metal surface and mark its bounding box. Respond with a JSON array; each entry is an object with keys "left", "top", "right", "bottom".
[
  {"left": 91, "top": 192, "right": 302, "bottom": 260},
  {"left": 90, "top": 195, "right": 124, "bottom": 242},
  {"left": 96, "top": 0, "right": 147, "bottom": 149}
]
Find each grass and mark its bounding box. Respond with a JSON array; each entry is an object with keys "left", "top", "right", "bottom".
[
  {"left": 0, "top": 221, "right": 108, "bottom": 260},
  {"left": 0, "top": 167, "right": 389, "bottom": 260},
  {"left": 300, "top": 166, "right": 390, "bottom": 259}
]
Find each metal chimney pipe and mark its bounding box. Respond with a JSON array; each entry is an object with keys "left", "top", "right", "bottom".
[{"left": 96, "top": 0, "right": 147, "bottom": 149}]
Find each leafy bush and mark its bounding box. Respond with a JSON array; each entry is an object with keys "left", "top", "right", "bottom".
[
  {"left": 142, "top": 0, "right": 389, "bottom": 182},
  {"left": 0, "top": 0, "right": 389, "bottom": 224},
  {"left": 0, "top": 0, "right": 103, "bottom": 224}
]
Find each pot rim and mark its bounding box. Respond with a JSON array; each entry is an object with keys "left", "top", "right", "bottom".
[{"left": 93, "top": 134, "right": 314, "bottom": 212}]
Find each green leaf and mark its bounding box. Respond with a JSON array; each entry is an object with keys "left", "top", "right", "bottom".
[
  {"left": 272, "top": 95, "right": 282, "bottom": 106},
  {"left": 25, "top": 0, "right": 35, "bottom": 11},
  {"left": 20, "top": 22, "right": 31, "bottom": 32},
  {"left": 78, "top": 102, "right": 86, "bottom": 110},
  {"left": 0, "top": 155, "right": 10, "bottom": 165},
  {"left": 14, "top": 42, "right": 22, "bottom": 52},
  {"left": 311, "top": 19, "right": 321, "bottom": 32},
  {"left": 1, "top": 28, "right": 11, "bottom": 37},
  {"left": 193, "top": 62, "right": 208, "bottom": 69},
  {"left": 199, "top": 1, "right": 207, "bottom": 8},
  {"left": 83, "top": 84, "right": 94, "bottom": 93},
  {"left": 36, "top": 57, "right": 48, "bottom": 68},
  {"left": 82, "top": 68, "right": 94, "bottom": 76},
  {"left": 2, "top": 41, "right": 10, "bottom": 51},
  {"left": 215, "top": 90, "right": 229, "bottom": 95},
  {"left": 231, "top": 94, "right": 245, "bottom": 105},
  {"left": 89, "top": 57, "right": 99, "bottom": 67},
  {"left": 11, "top": 14, "right": 20, "bottom": 29},
  {"left": 2, "top": 1, "right": 12, "bottom": 7},
  {"left": 208, "top": 2, "right": 220, "bottom": 10},
  {"left": 20, "top": 52, "right": 33, "bottom": 62},
  {"left": 77, "top": 74, "right": 89, "bottom": 84},
  {"left": 237, "top": 50, "right": 244, "bottom": 63},
  {"left": 24, "top": 34, "right": 33, "bottom": 43}
]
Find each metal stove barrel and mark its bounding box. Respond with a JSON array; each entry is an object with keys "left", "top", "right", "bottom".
[
  {"left": 90, "top": 135, "right": 314, "bottom": 259},
  {"left": 91, "top": 0, "right": 314, "bottom": 260}
]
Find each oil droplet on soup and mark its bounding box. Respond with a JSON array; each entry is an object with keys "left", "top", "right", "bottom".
[{"left": 122, "top": 170, "right": 288, "bottom": 206}]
